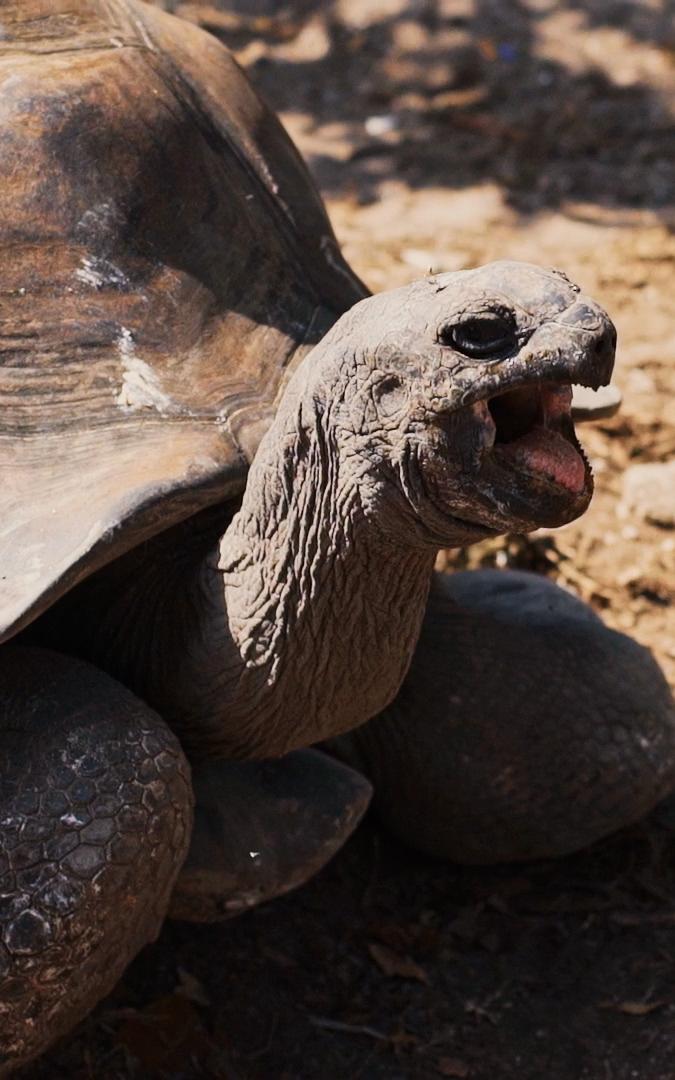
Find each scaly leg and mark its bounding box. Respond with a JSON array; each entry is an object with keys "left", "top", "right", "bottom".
[
  {"left": 0, "top": 648, "right": 192, "bottom": 1075},
  {"left": 329, "top": 570, "right": 675, "bottom": 863},
  {"left": 170, "top": 749, "right": 372, "bottom": 922}
]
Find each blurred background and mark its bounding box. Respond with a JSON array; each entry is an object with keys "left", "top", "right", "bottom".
[{"left": 33, "top": 3, "right": 675, "bottom": 1077}]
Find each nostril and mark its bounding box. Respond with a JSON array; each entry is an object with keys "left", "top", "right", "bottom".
[{"left": 560, "top": 302, "right": 601, "bottom": 330}]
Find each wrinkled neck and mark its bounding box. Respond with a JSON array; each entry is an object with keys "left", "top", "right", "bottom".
[{"left": 193, "top": 414, "right": 435, "bottom": 758}]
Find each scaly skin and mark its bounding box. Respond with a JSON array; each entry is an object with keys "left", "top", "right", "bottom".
[{"left": 0, "top": 649, "right": 193, "bottom": 1076}]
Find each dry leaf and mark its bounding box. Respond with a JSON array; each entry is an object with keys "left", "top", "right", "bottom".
[
  {"left": 367, "top": 942, "right": 429, "bottom": 984},
  {"left": 370, "top": 921, "right": 416, "bottom": 952},
  {"left": 598, "top": 999, "right": 666, "bottom": 1016},
  {"left": 176, "top": 966, "right": 210, "bottom": 1007},
  {"left": 116, "top": 994, "right": 217, "bottom": 1072},
  {"left": 261, "top": 945, "right": 297, "bottom": 969},
  {"left": 389, "top": 1028, "right": 419, "bottom": 1048},
  {"left": 437, "top": 1057, "right": 470, "bottom": 1077}
]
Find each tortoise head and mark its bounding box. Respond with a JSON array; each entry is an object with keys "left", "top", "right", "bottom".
[{"left": 302, "top": 260, "right": 616, "bottom": 548}]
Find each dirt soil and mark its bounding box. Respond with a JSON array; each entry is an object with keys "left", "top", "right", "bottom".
[{"left": 26, "top": 2, "right": 675, "bottom": 1078}]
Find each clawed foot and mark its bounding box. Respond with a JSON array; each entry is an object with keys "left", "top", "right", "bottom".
[
  {"left": 169, "top": 749, "right": 372, "bottom": 922},
  {"left": 0, "top": 649, "right": 192, "bottom": 1076}
]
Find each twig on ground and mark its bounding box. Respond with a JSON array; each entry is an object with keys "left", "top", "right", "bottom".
[{"left": 308, "top": 1015, "right": 390, "bottom": 1041}]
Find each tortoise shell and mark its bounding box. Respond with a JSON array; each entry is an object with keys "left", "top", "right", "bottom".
[{"left": 0, "top": 0, "right": 366, "bottom": 641}]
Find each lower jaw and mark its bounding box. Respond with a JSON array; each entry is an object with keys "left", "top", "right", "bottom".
[
  {"left": 428, "top": 472, "right": 593, "bottom": 539},
  {"left": 496, "top": 476, "right": 593, "bottom": 531},
  {"left": 493, "top": 426, "right": 589, "bottom": 496},
  {"left": 414, "top": 440, "right": 593, "bottom": 544}
]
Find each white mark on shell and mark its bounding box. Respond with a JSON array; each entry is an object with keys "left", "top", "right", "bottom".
[
  {"left": 115, "top": 328, "right": 174, "bottom": 413},
  {"left": 77, "top": 202, "right": 116, "bottom": 231},
  {"left": 129, "top": 11, "right": 156, "bottom": 51},
  {"left": 75, "top": 256, "right": 129, "bottom": 290},
  {"left": 225, "top": 891, "right": 266, "bottom": 911}
]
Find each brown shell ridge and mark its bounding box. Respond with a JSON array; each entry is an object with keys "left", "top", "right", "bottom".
[
  {"left": 131, "top": 0, "right": 368, "bottom": 311},
  {"left": 0, "top": 0, "right": 155, "bottom": 57},
  {"left": 0, "top": 0, "right": 365, "bottom": 640}
]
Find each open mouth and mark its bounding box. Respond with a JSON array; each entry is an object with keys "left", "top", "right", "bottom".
[{"left": 476, "top": 382, "right": 589, "bottom": 494}]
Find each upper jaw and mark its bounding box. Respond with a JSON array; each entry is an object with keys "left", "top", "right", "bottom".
[
  {"left": 456, "top": 349, "right": 614, "bottom": 416},
  {"left": 451, "top": 313, "right": 617, "bottom": 415}
]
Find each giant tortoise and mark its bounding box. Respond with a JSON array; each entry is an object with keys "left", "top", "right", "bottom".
[{"left": 2, "top": 1, "right": 675, "bottom": 1072}]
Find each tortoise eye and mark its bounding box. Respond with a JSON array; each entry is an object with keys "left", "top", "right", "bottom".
[{"left": 440, "top": 312, "right": 517, "bottom": 360}]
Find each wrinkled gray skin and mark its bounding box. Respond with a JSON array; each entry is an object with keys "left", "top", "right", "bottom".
[
  {"left": 65, "top": 262, "right": 614, "bottom": 760},
  {"left": 2, "top": 262, "right": 620, "bottom": 1073}
]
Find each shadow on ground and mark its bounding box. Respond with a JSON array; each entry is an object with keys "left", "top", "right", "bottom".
[
  {"left": 161, "top": 0, "right": 675, "bottom": 217},
  {"left": 27, "top": 798, "right": 675, "bottom": 1079}
]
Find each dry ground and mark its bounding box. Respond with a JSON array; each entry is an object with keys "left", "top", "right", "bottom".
[{"left": 27, "top": 2, "right": 675, "bottom": 1077}]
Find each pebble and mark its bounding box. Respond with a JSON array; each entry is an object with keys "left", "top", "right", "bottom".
[
  {"left": 364, "top": 114, "right": 398, "bottom": 137},
  {"left": 571, "top": 383, "right": 622, "bottom": 420},
  {"left": 618, "top": 461, "right": 675, "bottom": 528}
]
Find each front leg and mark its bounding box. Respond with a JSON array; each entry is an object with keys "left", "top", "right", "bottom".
[
  {"left": 170, "top": 749, "right": 372, "bottom": 922},
  {"left": 329, "top": 570, "right": 675, "bottom": 863},
  {"left": 0, "top": 648, "right": 192, "bottom": 1075}
]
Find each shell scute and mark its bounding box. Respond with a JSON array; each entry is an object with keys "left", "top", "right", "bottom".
[{"left": 0, "top": 0, "right": 365, "bottom": 639}]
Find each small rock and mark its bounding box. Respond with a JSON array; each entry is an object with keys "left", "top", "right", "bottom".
[
  {"left": 365, "top": 114, "right": 398, "bottom": 137},
  {"left": 625, "top": 369, "right": 656, "bottom": 395},
  {"left": 571, "top": 383, "right": 622, "bottom": 421},
  {"left": 619, "top": 461, "right": 675, "bottom": 528}
]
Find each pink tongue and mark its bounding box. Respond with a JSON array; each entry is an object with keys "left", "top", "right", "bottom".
[{"left": 505, "top": 427, "right": 586, "bottom": 493}]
